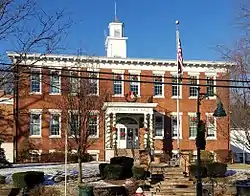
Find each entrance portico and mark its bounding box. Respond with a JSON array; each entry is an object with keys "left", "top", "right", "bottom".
[{"left": 102, "top": 102, "right": 158, "bottom": 161}]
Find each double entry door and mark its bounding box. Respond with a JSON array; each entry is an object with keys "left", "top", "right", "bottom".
[{"left": 116, "top": 124, "right": 139, "bottom": 149}]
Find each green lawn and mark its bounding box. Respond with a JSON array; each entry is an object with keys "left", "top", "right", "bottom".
[{"left": 228, "top": 163, "right": 250, "bottom": 170}]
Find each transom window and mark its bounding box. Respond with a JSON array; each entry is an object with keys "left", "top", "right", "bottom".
[
  {"left": 88, "top": 73, "right": 98, "bottom": 95},
  {"left": 30, "top": 113, "right": 41, "bottom": 136},
  {"left": 50, "top": 71, "right": 60, "bottom": 94},
  {"left": 50, "top": 114, "right": 60, "bottom": 136},
  {"left": 189, "top": 115, "right": 197, "bottom": 138},
  {"left": 172, "top": 76, "right": 181, "bottom": 97},
  {"left": 206, "top": 114, "right": 216, "bottom": 138},
  {"left": 189, "top": 76, "right": 198, "bottom": 97},
  {"left": 154, "top": 75, "right": 163, "bottom": 96},
  {"left": 129, "top": 74, "right": 139, "bottom": 95},
  {"left": 113, "top": 73, "right": 123, "bottom": 95},
  {"left": 30, "top": 69, "right": 41, "bottom": 93},
  {"left": 206, "top": 76, "right": 215, "bottom": 97},
  {"left": 155, "top": 115, "right": 164, "bottom": 137}
]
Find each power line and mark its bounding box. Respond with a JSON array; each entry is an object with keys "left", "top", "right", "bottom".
[
  {"left": 0, "top": 67, "right": 248, "bottom": 89},
  {"left": 0, "top": 62, "right": 249, "bottom": 84}
]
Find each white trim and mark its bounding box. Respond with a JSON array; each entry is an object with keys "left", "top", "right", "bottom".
[
  {"left": 49, "top": 70, "right": 61, "bottom": 95},
  {"left": 188, "top": 74, "right": 199, "bottom": 99},
  {"left": 170, "top": 112, "right": 183, "bottom": 139},
  {"left": 87, "top": 150, "right": 100, "bottom": 161},
  {"left": 0, "top": 98, "right": 14, "bottom": 104},
  {"left": 188, "top": 112, "right": 197, "bottom": 140},
  {"left": 112, "top": 69, "right": 125, "bottom": 74},
  {"left": 153, "top": 74, "right": 164, "bottom": 98},
  {"left": 112, "top": 72, "right": 124, "bottom": 97},
  {"left": 188, "top": 72, "right": 200, "bottom": 76},
  {"left": 88, "top": 72, "right": 99, "bottom": 96},
  {"left": 205, "top": 112, "right": 217, "bottom": 140},
  {"left": 89, "top": 111, "right": 100, "bottom": 138},
  {"left": 152, "top": 71, "right": 165, "bottom": 75},
  {"left": 205, "top": 74, "right": 216, "bottom": 99},
  {"left": 128, "top": 70, "right": 141, "bottom": 74},
  {"left": 29, "top": 110, "right": 42, "bottom": 138},
  {"left": 49, "top": 112, "right": 61, "bottom": 138},
  {"left": 30, "top": 68, "right": 42, "bottom": 95},
  {"left": 154, "top": 112, "right": 165, "bottom": 139},
  {"left": 48, "top": 109, "right": 62, "bottom": 114},
  {"left": 154, "top": 150, "right": 163, "bottom": 154},
  {"left": 171, "top": 73, "right": 182, "bottom": 99},
  {"left": 49, "top": 149, "right": 56, "bottom": 153},
  {"left": 87, "top": 150, "right": 100, "bottom": 153},
  {"left": 128, "top": 73, "right": 140, "bottom": 97}
]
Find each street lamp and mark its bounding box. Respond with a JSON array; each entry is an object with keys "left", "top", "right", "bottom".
[{"left": 196, "top": 87, "right": 227, "bottom": 196}]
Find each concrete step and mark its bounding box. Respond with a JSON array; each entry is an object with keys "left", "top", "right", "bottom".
[{"left": 158, "top": 180, "right": 194, "bottom": 186}]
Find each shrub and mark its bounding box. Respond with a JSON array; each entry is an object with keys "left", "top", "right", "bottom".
[
  {"left": 0, "top": 175, "right": 5, "bottom": 184},
  {"left": 200, "top": 150, "right": 214, "bottom": 163},
  {"left": 189, "top": 164, "right": 207, "bottom": 178},
  {"left": 214, "top": 150, "right": 232, "bottom": 163},
  {"left": 103, "top": 164, "right": 123, "bottom": 180},
  {"left": 207, "top": 162, "right": 227, "bottom": 177},
  {"left": 12, "top": 171, "right": 44, "bottom": 188},
  {"left": 99, "top": 163, "right": 108, "bottom": 179},
  {"left": 132, "top": 166, "right": 146, "bottom": 180},
  {"left": 110, "top": 156, "right": 134, "bottom": 178}
]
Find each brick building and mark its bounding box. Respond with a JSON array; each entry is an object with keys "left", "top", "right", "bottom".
[{"left": 7, "top": 18, "right": 231, "bottom": 162}]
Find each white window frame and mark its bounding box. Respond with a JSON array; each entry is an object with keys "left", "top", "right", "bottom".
[
  {"left": 50, "top": 70, "right": 61, "bottom": 95},
  {"left": 188, "top": 73, "right": 199, "bottom": 99},
  {"left": 87, "top": 150, "right": 100, "bottom": 161},
  {"left": 153, "top": 71, "right": 165, "bottom": 98},
  {"left": 205, "top": 113, "right": 217, "bottom": 140},
  {"left": 154, "top": 112, "right": 165, "bottom": 139},
  {"left": 205, "top": 74, "right": 216, "bottom": 99},
  {"left": 30, "top": 68, "right": 42, "bottom": 94},
  {"left": 68, "top": 110, "right": 80, "bottom": 138},
  {"left": 87, "top": 71, "right": 99, "bottom": 96},
  {"left": 128, "top": 70, "right": 141, "bottom": 97},
  {"left": 171, "top": 73, "right": 182, "bottom": 99},
  {"left": 188, "top": 112, "right": 197, "bottom": 140},
  {"left": 69, "top": 70, "right": 80, "bottom": 94},
  {"left": 49, "top": 109, "right": 62, "bottom": 138},
  {"left": 112, "top": 70, "right": 124, "bottom": 97},
  {"left": 88, "top": 111, "right": 99, "bottom": 138},
  {"left": 170, "top": 112, "right": 183, "bottom": 140},
  {"left": 29, "top": 109, "right": 42, "bottom": 138}
]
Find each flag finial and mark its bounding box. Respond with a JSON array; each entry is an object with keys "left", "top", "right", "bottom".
[{"left": 114, "top": 1, "right": 118, "bottom": 22}]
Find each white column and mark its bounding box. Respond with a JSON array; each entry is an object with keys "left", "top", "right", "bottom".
[
  {"left": 144, "top": 113, "right": 149, "bottom": 148},
  {"left": 149, "top": 113, "right": 154, "bottom": 149},
  {"left": 105, "top": 113, "right": 111, "bottom": 149},
  {"left": 112, "top": 113, "right": 117, "bottom": 149}
]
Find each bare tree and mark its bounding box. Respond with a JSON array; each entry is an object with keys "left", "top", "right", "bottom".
[{"left": 59, "top": 67, "right": 107, "bottom": 183}]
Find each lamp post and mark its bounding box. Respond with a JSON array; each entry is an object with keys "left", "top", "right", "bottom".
[{"left": 196, "top": 87, "right": 227, "bottom": 196}]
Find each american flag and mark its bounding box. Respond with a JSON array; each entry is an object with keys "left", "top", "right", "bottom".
[{"left": 177, "top": 37, "right": 183, "bottom": 75}]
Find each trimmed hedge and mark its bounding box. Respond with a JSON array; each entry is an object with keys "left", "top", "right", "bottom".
[
  {"left": 12, "top": 171, "right": 44, "bottom": 188},
  {"left": 110, "top": 156, "right": 134, "bottom": 178},
  {"left": 103, "top": 164, "right": 123, "bottom": 180},
  {"left": 207, "top": 162, "right": 227, "bottom": 177},
  {"left": 99, "top": 163, "right": 108, "bottom": 179},
  {"left": 132, "top": 166, "right": 146, "bottom": 180},
  {"left": 189, "top": 164, "right": 207, "bottom": 178}
]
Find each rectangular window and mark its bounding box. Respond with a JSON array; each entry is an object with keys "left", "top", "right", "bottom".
[
  {"left": 189, "top": 76, "right": 198, "bottom": 97},
  {"left": 70, "top": 71, "right": 79, "bottom": 93},
  {"left": 69, "top": 113, "right": 80, "bottom": 136},
  {"left": 189, "top": 115, "right": 197, "bottom": 138},
  {"left": 206, "top": 114, "right": 216, "bottom": 138},
  {"left": 30, "top": 113, "right": 41, "bottom": 136},
  {"left": 50, "top": 114, "right": 60, "bottom": 136},
  {"left": 113, "top": 73, "right": 123, "bottom": 95},
  {"left": 129, "top": 74, "right": 139, "bottom": 95},
  {"left": 206, "top": 76, "right": 215, "bottom": 97},
  {"left": 88, "top": 73, "right": 98, "bottom": 95},
  {"left": 30, "top": 69, "right": 41, "bottom": 93},
  {"left": 155, "top": 115, "right": 164, "bottom": 137},
  {"left": 50, "top": 71, "right": 60, "bottom": 94},
  {"left": 154, "top": 75, "right": 163, "bottom": 96},
  {"left": 171, "top": 115, "right": 177, "bottom": 138},
  {"left": 88, "top": 113, "right": 98, "bottom": 137},
  {"left": 172, "top": 76, "right": 181, "bottom": 97}
]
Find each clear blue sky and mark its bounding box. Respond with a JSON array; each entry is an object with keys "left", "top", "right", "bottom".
[{"left": 9, "top": 0, "right": 240, "bottom": 61}]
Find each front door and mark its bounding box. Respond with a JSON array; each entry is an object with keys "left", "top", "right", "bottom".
[{"left": 116, "top": 124, "right": 139, "bottom": 149}]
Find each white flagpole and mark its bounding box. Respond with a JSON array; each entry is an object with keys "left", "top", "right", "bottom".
[
  {"left": 64, "top": 127, "right": 68, "bottom": 196},
  {"left": 176, "top": 21, "right": 180, "bottom": 153}
]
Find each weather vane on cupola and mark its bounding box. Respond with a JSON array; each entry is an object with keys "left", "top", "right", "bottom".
[{"left": 114, "top": 1, "right": 119, "bottom": 22}]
